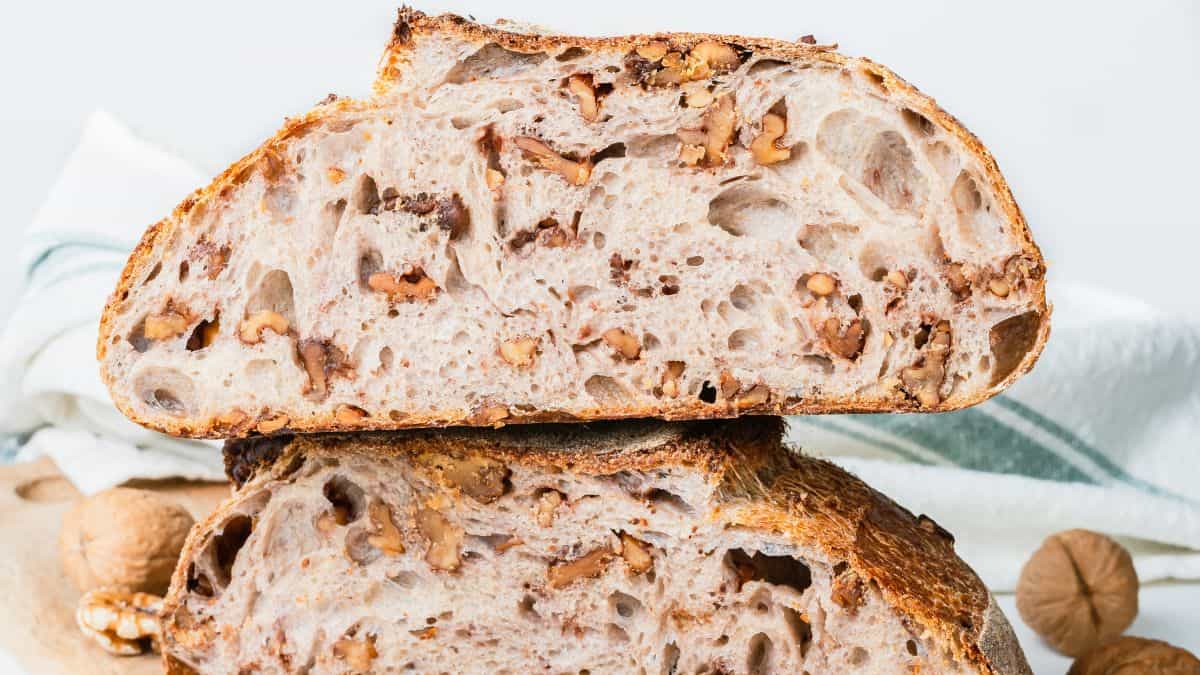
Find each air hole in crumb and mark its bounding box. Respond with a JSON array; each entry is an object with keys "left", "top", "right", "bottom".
[
  {"left": 715, "top": 635, "right": 730, "bottom": 646},
  {"left": 902, "top": 108, "right": 936, "bottom": 137},
  {"left": 593, "top": 232, "right": 607, "bottom": 250},
  {"left": 728, "top": 329, "right": 761, "bottom": 352},
  {"left": 989, "top": 311, "right": 1041, "bottom": 386},
  {"left": 803, "top": 354, "right": 834, "bottom": 375},
  {"left": 727, "top": 549, "right": 812, "bottom": 594},
  {"left": 555, "top": 46, "right": 589, "bottom": 61},
  {"left": 593, "top": 143, "right": 626, "bottom": 164},
  {"left": 178, "top": 260, "right": 189, "bottom": 282},
  {"left": 698, "top": 381, "right": 718, "bottom": 404},
  {"left": 708, "top": 185, "right": 797, "bottom": 238},
  {"left": 353, "top": 174, "right": 381, "bottom": 215},
  {"left": 861, "top": 68, "right": 887, "bottom": 93},
  {"left": 378, "top": 346, "right": 394, "bottom": 372},
  {"left": 663, "top": 643, "right": 681, "bottom": 672},
  {"left": 606, "top": 624, "right": 630, "bottom": 643},
  {"left": 358, "top": 249, "right": 383, "bottom": 288},
  {"left": 906, "top": 639, "right": 919, "bottom": 656},
  {"left": 848, "top": 647, "right": 869, "bottom": 666},
  {"left": 610, "top": 591, "right": 642, "bottom": 618},
  {"left": 345, "top": 528, "right": 382, "bottom": 566},
  {"left": 445, "top": 43, "right": 549, "bottom": 84},
  {"left": 247, "top": 269, "right": 296, "bottom": 326},
  {"left": 585, "top": 375, "right": 628, "bottom": 404},
  {"left": 128, "top": 319, "right": 150, "bottom": 353},
  {"left": 645, "top": 488, "right": 693, "bottom": 515},
  {"left": 783, "top": 606, "right": 813, "bottom": 654},
  {"left": 730, "top": 284, "right": 758, "bottom": 310},
  {"left": 213, "top": 515, "right": 252, "bottom": 589},
  {"left": 747, "top": 633, "right": 772, "bottom": 674},
  {"left": 847, "top": 293, "right": 863, "bottom": 313},
  {"left": 687, "top": 256, "right": 704, "bottom": 266},
  {"left": 143, "top": 262, "right": 162, "bottom": 285},
  {"left": 322, "top": 476, "right": 366, "bottom": 523},
  {"left": 186, "top": 314, "right": 220, "bottom": 351},
  {"left": 519, "top": 594, "right": 540, "bottom": 619},
  {"left": 322, "top": 198, "right": 348, "bottom": 236}
]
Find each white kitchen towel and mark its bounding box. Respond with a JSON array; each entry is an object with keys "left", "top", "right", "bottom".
[
  {"left": 1, "top": 110, "right": 1197, "bottom": 590},
  {"left": 0, "top": 110, "right": 224, "bottom": 492}
]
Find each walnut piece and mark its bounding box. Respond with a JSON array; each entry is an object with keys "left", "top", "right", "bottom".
[
  {"left": 736, "top": 384, "right": 770, "bottom": 409},
  {"left": 821, "top": 318, "right": 865, "bottom": 360},
  {"left": 256, "top": 413, "right": 290, "bottom": 434},
  {"left": 701, "top": 95, "right": 737, "bottom": 166},
  {"left": 1017, "top": 529, "right": 1139, "bottom": 657},
  {"left": 566, "top": 74, "right": 600, "bottom": 122},
  {"left": 367, "top": 267, "right": 438, "bottom": 301},
  {"left": 437, "top": 455, "right": 510, "bottom": 503},
  {"left": 143, "top": 308, "right": 189, "bottom": 341},
  {"left": 238, "top": 309, "right": 289, "bottom": 344},
  {"left": 469, "top": 403, "right": 510, "bottom": 427},
  {"left": 366, "top": 500, "right": 404, "bottom": 556},
  {"left": 333, "top": 635, "right": 377, "bottom": 673},
  {"left": 548, "top": 548, "right": 613, "bottom": 589},
  {"left": 535, "top": 489, "right": 564, "bottom": 527},
  {"left": 988, "top": 278, "right": 1011, "bottom": 297},
  {"left": 648, "top": 41, "right": 739, "bottom": 85},
  {"left": 499, "top": 337, "right": 538, "bottom": 367},
  {"left": 885, "top": 270, "right": 909, "bottom": 290},
  {"left": 485, "top": 168, "right": 505, "bottom": 191},
  {"left": 805, "top": 272, "right": 837, "bottom": 296},
  {"left": 514, "top": 137, "right": 591, "bottom": 186},
  {"left": 900, "top": 321, "right": 950, "bottom": 407},
  {"left": 1068, "top": 636, "right": 1200, "bottom": 675},
  {"left": 75, "top": 588, "right": 162, "bottom": 656},
  {"left": 830, "top": 568, "right": 865, "bottom": 615},
  {"left": 416, "top": 509, "right": 463, "bottom": 571},
  {"left": 59, "top": 488, "right": 194, "bottom": 595},
  {"left": 602, "top": 328, "right": 641, "bottom": 360},
  {"left": 661, "top": 361, "right": 686, "bottom": 398},
  {"left": 334, "top": 404, "right": 367, "bottom": 425},
  {"left": 750, "top": 112, "right": 791, "bottom": 165},
  {"left": 619, "top": 533, "right": 654, "bottom": 574}
]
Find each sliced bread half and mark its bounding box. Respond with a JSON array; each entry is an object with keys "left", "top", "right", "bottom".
[
  {"left": 99, "top": 9, "right": 1048, "bottom": 437},
  {"left": 162, "top": 418, "right": 1030, "bottom": 674}
]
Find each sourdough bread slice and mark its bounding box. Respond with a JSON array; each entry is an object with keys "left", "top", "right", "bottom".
[
  {"left": 98, "top": 9, "right": 1049, "bottom": 438},
  {"left": 162, "top": 419, "right": 1029, "bottom": 674}
]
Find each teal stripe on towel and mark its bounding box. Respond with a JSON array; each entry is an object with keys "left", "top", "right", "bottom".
[{"left": 850, "top": 407, "right": 1098, "bottom": 484}]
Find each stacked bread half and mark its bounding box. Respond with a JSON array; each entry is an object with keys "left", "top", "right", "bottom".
[{"left": 99, "top": 8, "right": 1046, "bottom": 673}]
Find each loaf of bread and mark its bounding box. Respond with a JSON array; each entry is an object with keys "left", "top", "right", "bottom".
[
  {"left": 162, "top": 418, "right": 1029, "bottom": 674},
  {"left": 98, "top": 9, "right": 1048, "bottom": 438}
]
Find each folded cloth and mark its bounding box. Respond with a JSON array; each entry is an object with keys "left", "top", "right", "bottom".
[
  {"left": 2, "top": 111, "right": 1197, "bottom": 591},
  {"left": 0, "top": 110, "right": 224, "bottom": 492},
  {"left": 790, "top": 284, "right": 1200, "bottom": 589}
]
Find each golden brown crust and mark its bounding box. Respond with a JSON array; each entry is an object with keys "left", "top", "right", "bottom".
[
  {"left": 100, "top": 8, "right": 1050, "bottom": 439},
  {"left": 175, "top": 418, "right": 1026, "bottom": 674}
]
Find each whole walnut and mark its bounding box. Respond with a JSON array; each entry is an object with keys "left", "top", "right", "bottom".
[
  {"left": 1069, "top": 636, "right": 1200, "bottom": 675},
  {"left": 59, "top": 487, "right": 195, "bottom": 595},
  {"left": 1016, "top": 529, "right": 1138, "bottom": 657}
]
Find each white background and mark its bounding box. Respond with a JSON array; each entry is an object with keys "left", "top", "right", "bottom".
[{"left": 0, "top": 1, "right": 1197, "bottom": 671}]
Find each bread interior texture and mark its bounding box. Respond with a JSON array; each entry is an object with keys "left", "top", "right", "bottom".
[{"left": 101, "top": 24, "right": 1045, "bottom": 435}]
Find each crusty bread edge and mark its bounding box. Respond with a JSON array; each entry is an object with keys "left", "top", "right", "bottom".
[
  {"left": 163, "top": 419, "right": 1027, "bottom": 674},
  {"left": 98, "top": 7, "right": 1051, "bottom": 439}
]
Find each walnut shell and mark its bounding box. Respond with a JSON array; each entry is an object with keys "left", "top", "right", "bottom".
[
  {"left": 1068, "top": 636, "right": 1200, "bottom": 675},
  {"left": 59, "top": 487, "right": 195, "bottom": 595},
  {"left": 1016, "top": 529, "right": 1138, "bottom": 657}
]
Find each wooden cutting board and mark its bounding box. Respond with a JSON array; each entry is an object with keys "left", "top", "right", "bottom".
[{"left": 0, "top": 458, "right": 229, "bottom": 675}]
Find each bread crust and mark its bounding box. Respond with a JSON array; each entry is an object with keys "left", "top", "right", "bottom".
[
  {"left": 98, "top": 8, "right": 1050, "bottom": 438},
  {"left": 168, "top": 418, "right": 1028, "bottom": 674}
]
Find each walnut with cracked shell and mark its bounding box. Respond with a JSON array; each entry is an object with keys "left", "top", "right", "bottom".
[
  {"left": 1068, "top": 636, "right": 1200, "bottom": 674},
  {"left": 59, "top": 487, "right": 195, "bottom": 595},
  {"left": 1016, "top": 529, "right": 1138, "bottom": 657}
]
